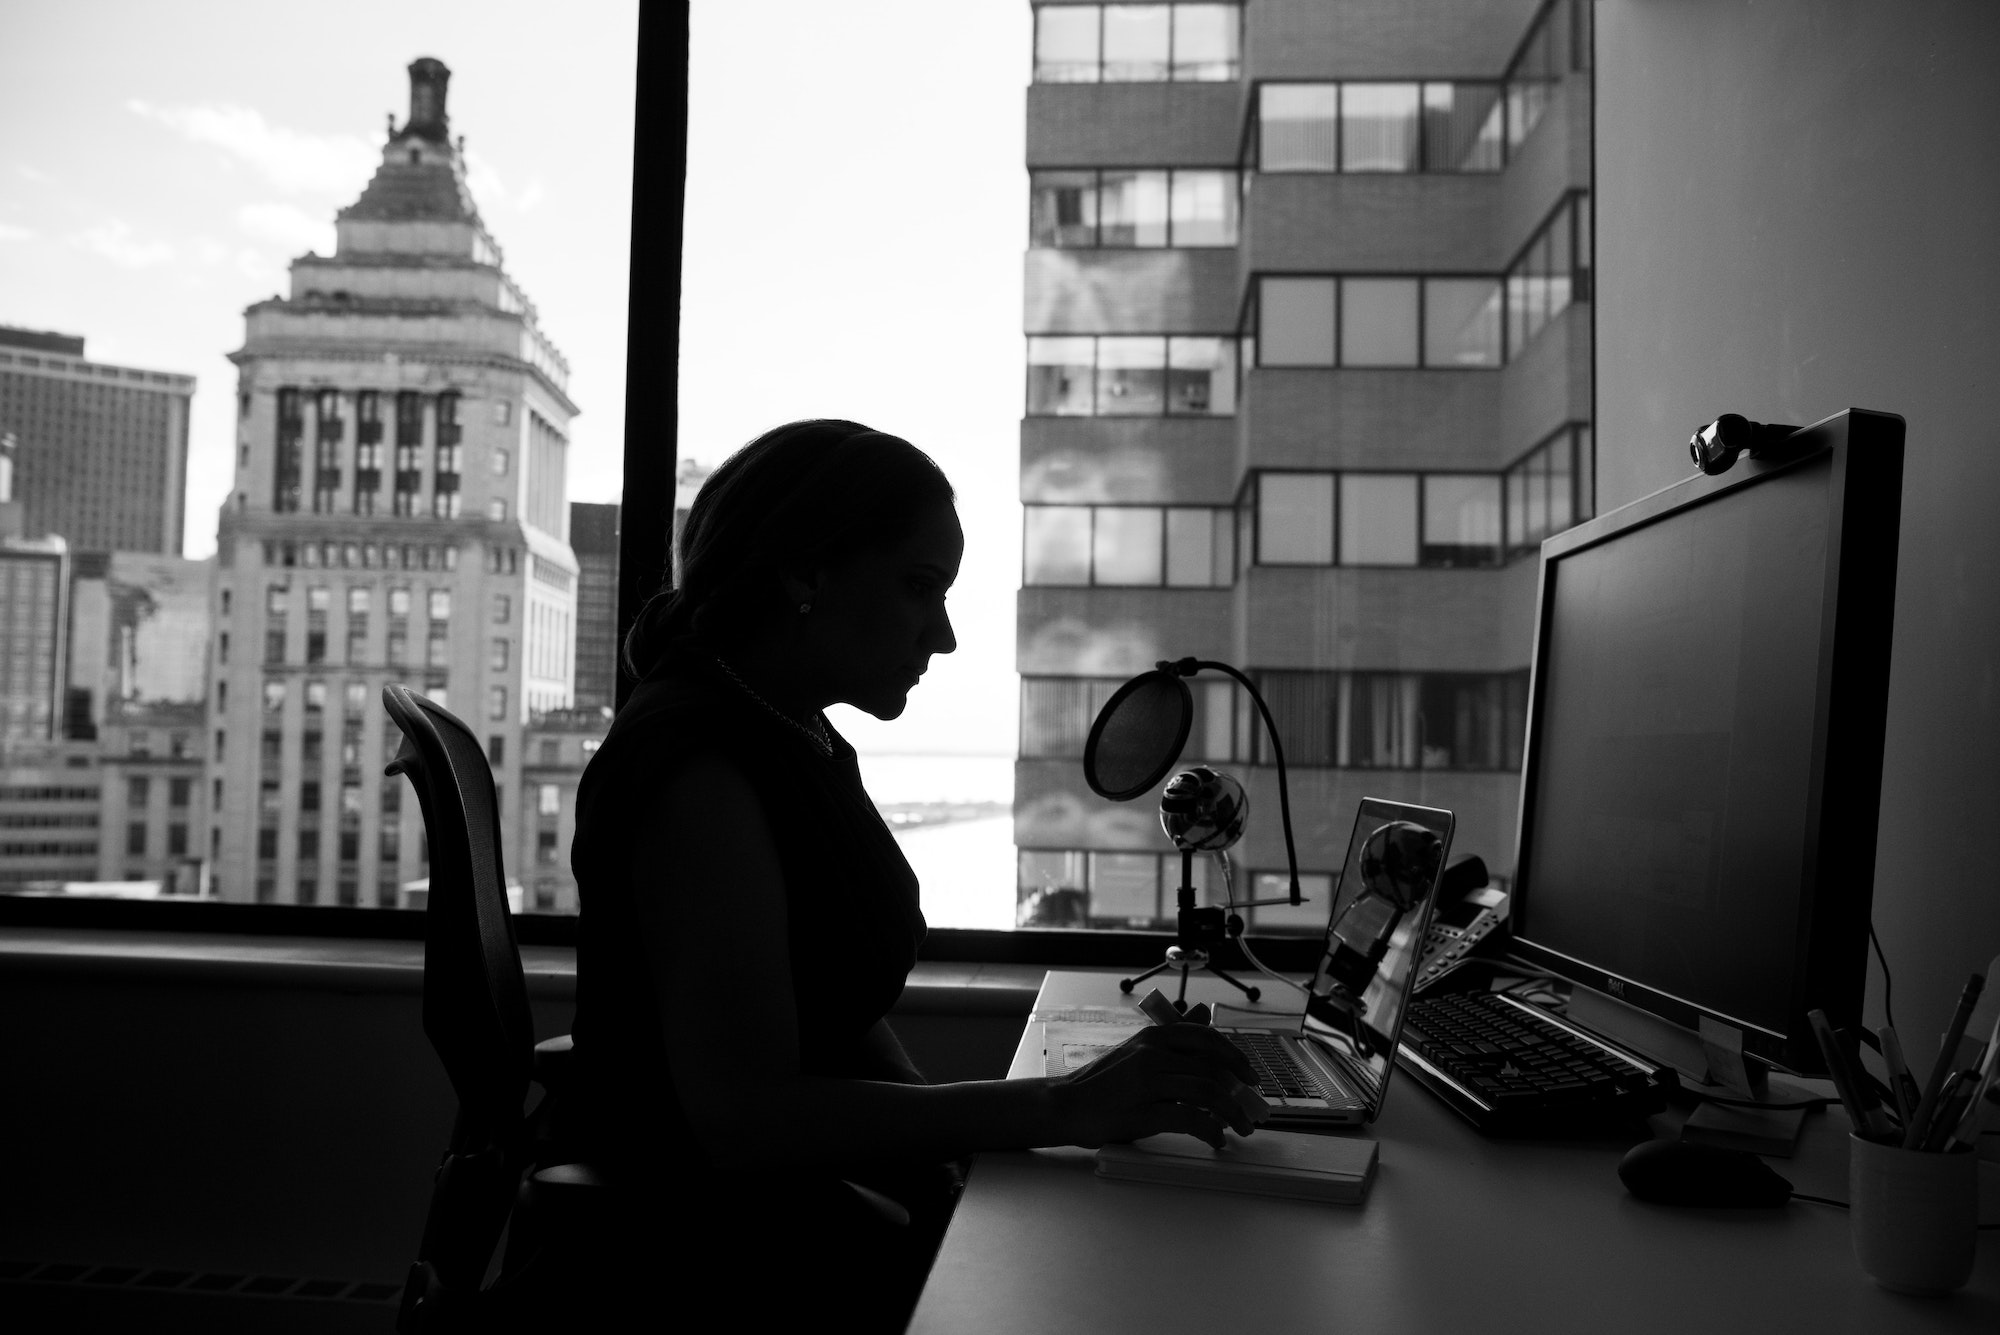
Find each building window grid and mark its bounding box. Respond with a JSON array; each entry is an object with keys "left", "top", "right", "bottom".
[
  {"left": 1028, "top": 168, "right": 1240, "bottom": 249},
  {"left": 1022, "top": 503, "right": 1236, "bottom": 587},
  {"left": 1025, "top": 334, "right": 1238, "bottom": 416},
  {"left": 1236, "top": 435, "right": 1587, "bottom": 572},
  {"left": 1032, "top": 3, "right": 1242, "bottom": 84}
]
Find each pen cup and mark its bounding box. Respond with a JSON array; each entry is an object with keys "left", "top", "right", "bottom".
[{"left": 1848, "top": 1134, "right": 1977, "bottom": 1295}]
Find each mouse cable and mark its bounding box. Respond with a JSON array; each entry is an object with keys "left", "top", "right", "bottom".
[{"left": 1869, "top": 922, "right": 1895, "bottom": 1033}]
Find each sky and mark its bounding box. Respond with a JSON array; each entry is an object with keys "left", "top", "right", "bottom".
[{"left": 0, "top": 0, "right": 1031, "bottom": 760}]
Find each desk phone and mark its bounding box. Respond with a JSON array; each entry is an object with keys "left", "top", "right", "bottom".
[{"left": 1414, "top": 884, "right": 1509, "bottom": 993}]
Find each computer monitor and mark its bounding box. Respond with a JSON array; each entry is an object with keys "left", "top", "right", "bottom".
[{"left": 1508, "top": 409, "right": 1904, "bottom": 1076}]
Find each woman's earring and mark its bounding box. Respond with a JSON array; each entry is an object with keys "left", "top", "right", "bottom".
[{"left": 799, "top": 602, "right": 812, "bottom": 615}]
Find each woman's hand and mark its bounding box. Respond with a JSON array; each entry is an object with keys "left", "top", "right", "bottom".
[{"left": 1048, "top": 1024, "right": 1270, "bottom": 1150}]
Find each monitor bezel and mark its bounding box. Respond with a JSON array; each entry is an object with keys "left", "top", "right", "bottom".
[{"left": 1507, "top": 408, "right": 1904, "bottom": 1074}]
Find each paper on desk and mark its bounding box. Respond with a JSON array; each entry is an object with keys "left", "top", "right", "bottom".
[{"left": 1043, "top": 1021, "right": 1139, "bottom": 1077}]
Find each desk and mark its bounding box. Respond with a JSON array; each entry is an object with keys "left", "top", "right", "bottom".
[{"left": 909, "top": 970, "right": 2000, "bottom": 1333}]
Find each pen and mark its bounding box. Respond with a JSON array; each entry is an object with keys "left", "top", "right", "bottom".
[
  {"left": 1942, "top": 1014, "right": 2000, "bottom": 1151},
  {"left": 1878, "top": 1025, "right": 1920, "bottom": 1124},
  {"left": 1945, "top": 1082, "right": 2000, "bottom": 1153},
  {"left": 1810, "top": 1009, "right": 1893, "bottom": 1141},
  {"left": 1922, "top": 1071, "right": 1972, "bottom": 1152},
  {"left": 1904, "top": 971, "right": 1984, "bottom": 1150}
]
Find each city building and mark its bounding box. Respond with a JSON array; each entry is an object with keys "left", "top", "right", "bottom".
[
  {"left": 211, "top": 57, "right": 581, "bottom": 906},
  {"left": 569, "top": 501, "right": 619, "bottom": 710},
  {"left": 0, "top": 325, "right": 195, "bottom": 556},
  {"left": 1015, "top": 0, "right": 1592, "bottom": 929},
  {"left": 0, "top": 535, "right": 70, "bottom": 746},
  {"left": 66, "top": 553, "right": 213, "bottom": 892},
  {"left": 518, "top": 705, "right": 612, "bottom": 913}
]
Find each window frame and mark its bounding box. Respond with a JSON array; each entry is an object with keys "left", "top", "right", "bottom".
[{"left": 0, "top": 2, "right": 1332, "bottom": 971}]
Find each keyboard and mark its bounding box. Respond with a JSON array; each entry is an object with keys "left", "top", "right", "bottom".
[
  {"left": 1396, "top": 989, "right": 1672, "bottom": 1133},
  {"left": 1227, "top": 1030, "right": 1331, "bottom": 1102}
]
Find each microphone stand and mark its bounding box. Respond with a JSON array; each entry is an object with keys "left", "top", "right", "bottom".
[{"left": 1119, "top": 846, "right": 1262, "bottom": 1011}]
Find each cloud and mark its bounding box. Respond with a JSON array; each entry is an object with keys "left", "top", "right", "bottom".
[
  {"left": 73, "top": 221, "right": 174, "bottom": 268},
  {"left": 516, "top": 179, "right": 546, "bottom": 213},
  {"left": 237, "top": 201, "right": 334, "bottom": 256},
  {"left": 16, "top": 164, "right": 52, "bottom": 183},
  {"left": 0, "top": 222, "right": 34, "bottom": 243},
  {"left": 127, "top": 99, "right": 377, "bottom": 196}
]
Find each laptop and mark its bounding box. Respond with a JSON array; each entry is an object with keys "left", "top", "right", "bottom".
[{"left": 1045, "top": 797, "right": 1455, "bottom": 1129}]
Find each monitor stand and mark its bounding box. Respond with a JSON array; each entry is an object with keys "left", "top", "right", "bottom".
[{"left": 1567, "top": 985, "right": 1808, "bottom": 1156}]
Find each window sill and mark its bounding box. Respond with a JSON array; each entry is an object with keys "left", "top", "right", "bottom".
[{"left": 0, "top": 926, "right": 1045, "bottom": 1014}]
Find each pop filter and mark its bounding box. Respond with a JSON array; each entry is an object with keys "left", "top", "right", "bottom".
[{"left": 1082, "top": 669, "right": 1192, "bottom": 802}]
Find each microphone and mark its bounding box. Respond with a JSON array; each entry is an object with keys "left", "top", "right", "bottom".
[{"left": 1082, "top": 657, "right": 1302, "bottom": 908}]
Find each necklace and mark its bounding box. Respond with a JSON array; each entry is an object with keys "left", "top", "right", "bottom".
[{"left": 714, "top": 657, "right": 833, "bottom": 758}]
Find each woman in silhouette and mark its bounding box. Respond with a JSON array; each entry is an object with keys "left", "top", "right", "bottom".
[{"left": 567, "top": 419, "right": 1262, "bottom": 1327}]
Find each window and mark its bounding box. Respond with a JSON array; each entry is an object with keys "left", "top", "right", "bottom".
[
  {"left": 538, "top": 783, "right": 560, "bottom": 816},
  {"left": 1505, "top": 193, "right": 1590, "bottom": 359},
  {"left": 488, "top": 687, "right": 508, "bottom": 721},
  {"left": 1420, "top": 475, "right": 1503, "bottom": 567},
  {"left": 1254, "top": 276, "right": 1503, "bottom": 370},
  {"left": 167, "top": 824, "right": 188, "bottom": 856},
  {"left": 428, "top": 589, "right": 451, "bottom": 620},
  {"left": 492, "top": 448, "right": 509, "bottom": 475},
  {"left": 491, "top": 593, "right": 511, "bottom": 624},
  {"left": 262, "top": 680, "right": 285, "bottom": 713},
  {"left": 1341, "top": 83, "right": 1421, "bottom": 172},
  {"left": 168, "top": 777, "right": 191, "bottom": 808},
  {"left": 1256, "top": 473, "right": 1334, "bottom": 564},
  {"left": 1257, "top": 277, "right": 1337, "bottom": 365},
  {"left": 536, "top": 828, "right": 559, "bottom": 866},
  {"left": 389, "top": 586, "right": 411, "bottom": 617},
  {"left": 1339, "top": 475, "right": 1419, "bottom": 566},
  {"left": 1033, "top": 4, "right": 1239, "bottom": 84},
  {"left": 347, "top": 587, "right": 370, "bottom": 615},
  {"left": 1024, "top": 505, "right": 1235, "bottom": 587},
  {"left": 304, "top": 680, "right": 326, "bottom": 712},
  {"left": 490, "top": 638, "right": 510, "bottom": 671},
  {"left": 126, "top": 775, "right": 149, "bottom": 808},
  {"left": 488, "top": 734, "right": 506, "bottom": 765},
  {"left": 1259, "top": 81, "right": 1506, "bottom": 173},
  {"left": 1026, "top": 335, "right": 1235, "bottom": 415},
  {"left": 487, "top": 499, "right": 508, "bottom": 522},
  {"left": 1424, "top": 279, "right": 1504, "bottom": 368},
  {"left": 345, "top": 681, "right": 367, "bottom": 712},
  {"left": 127, "top": 823, "right": 147, "bottom": 856},
  {"left": 1340, "top": 278, "right": 1419, "bottom": 366},
  {"left": 1031, "top": 169, "right": 1238, "bottom": 249}
]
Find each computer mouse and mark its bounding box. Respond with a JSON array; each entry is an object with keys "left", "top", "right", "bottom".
[{"left": 1617, "top": 1138, "right": 1794, "bottom": 1208}]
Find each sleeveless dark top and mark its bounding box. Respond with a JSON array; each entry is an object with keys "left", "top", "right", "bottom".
[{"left": 566, "top": 647, "right": 926, "bottom": 1183}]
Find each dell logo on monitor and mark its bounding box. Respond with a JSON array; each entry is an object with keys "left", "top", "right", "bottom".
[{"left": 1608, "top": 979, "right": 1626, "bottom": 997}]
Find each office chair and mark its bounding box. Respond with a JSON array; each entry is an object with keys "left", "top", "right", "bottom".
[{"left": 383, "top": 684, "right": 604, "bottom": 1333}]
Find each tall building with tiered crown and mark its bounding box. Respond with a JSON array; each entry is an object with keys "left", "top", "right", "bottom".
[{"left": 211, "top": 58, "right": 579, "bottom": 906}]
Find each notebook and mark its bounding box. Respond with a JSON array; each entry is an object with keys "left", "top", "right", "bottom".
[{"left": 1046, "top": 797, "right": 1455, "bottom": 1129}]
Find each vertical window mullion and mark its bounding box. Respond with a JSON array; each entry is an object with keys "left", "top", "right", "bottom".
[
  {"left": 1085, "top": 505, "right": 1098, "bottom": 585},
  {"left": 1165, "top": 2, "right": 1176, "bottom": 84},
  {"left": 1097, "top": 3, "right": 1107, "bottom": 82},
  {"left": 1415, "top": 277, "right": 1427, "bottom": 366},
  {"left": 1093, "top": 170, "right": 1104, "bottom": 247},
  {"left": 1329, "top": 472, "right": 1340, "bottom": 566}
]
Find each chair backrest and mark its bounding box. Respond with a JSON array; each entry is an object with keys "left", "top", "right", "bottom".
[{"left": 383, "top": 684, "right": 534, "bottom": 1145}]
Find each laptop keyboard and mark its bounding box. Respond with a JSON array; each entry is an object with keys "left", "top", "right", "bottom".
[
  {"left": 1398, "top": 990, "right": 1668, "bottom": 1130},
  {"left": 1226, "top": 1030, "right": 1328, "bottom": 1102}
]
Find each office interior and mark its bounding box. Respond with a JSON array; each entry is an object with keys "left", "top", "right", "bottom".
[{"left": 2, "top": 0, "right": 1996, "bottom": 1322}]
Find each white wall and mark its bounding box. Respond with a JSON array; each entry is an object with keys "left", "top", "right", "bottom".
[{"left": 1595, "top": 1, "right": 2000, "bottom": 1048}]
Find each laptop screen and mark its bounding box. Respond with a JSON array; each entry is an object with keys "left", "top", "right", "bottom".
[{"left": 1300, "top": 797, "right": 1456, "bottom": 1112}]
